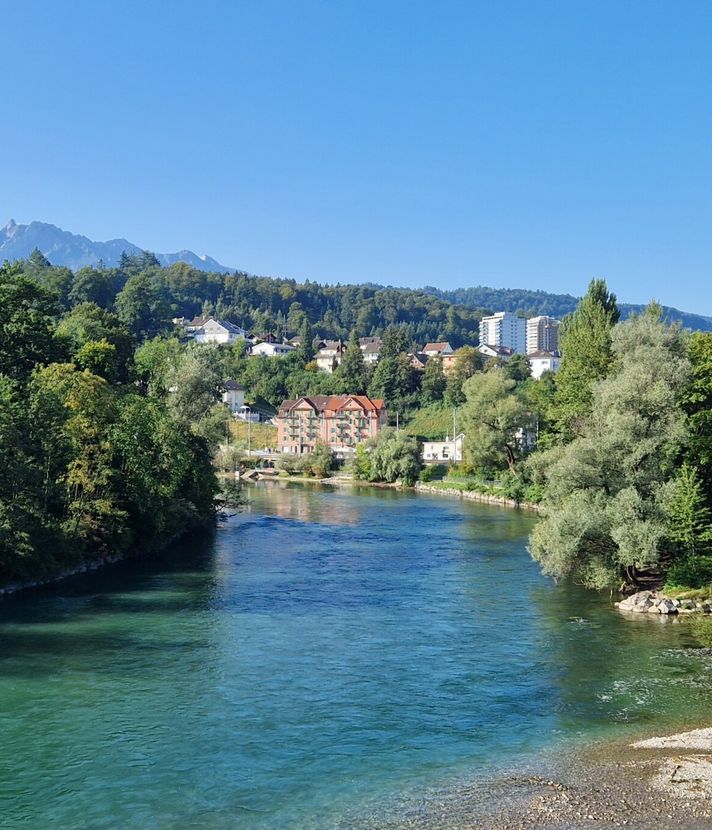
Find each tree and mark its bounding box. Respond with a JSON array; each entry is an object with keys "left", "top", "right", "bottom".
[
  {"left": 553, "top": 279, "right": 619, "bottom": 439},
  {"left": 460, "top": 371, "right": 530, "bottom": 475},
  {"left": 503, "top": 353, "right": 531, "bottom": 383},
  {"left": 56, "top": 303, "right": 135, "bottom": 382},
  {"left": 0, "top": 262, "right": 60, "bottom": 381},
  {"left": 682, "top": 332, "right": 712, "bottom": 508},
  {"left": 69, "top": 266, "right": 123, "bottom": 309},
  {"left": 530, "top": 307, "right": 690, "bottom": 590},
  {"left": 368, "top": 354, "right": 419, "bottom": 412},
  {"left": 444, "top": 346, "right": 483, "bottom": 407},
  {"left": 421, "top": 356, "right": 446, "bottom": 403},
  {"left": 337, "top": 329, "right": 366, "bottom": 393},
  {"left": 297, "top": 319, "right": 315, "bottom": 363},
  {"left": 298, "top": 443, "right": 334, "bottom": 478},
  {"left": 368, "top": 428, "right": 422, "bottom": 485},
  {"left": 380, "top": 324, "right": 412, "bottom": 359},
  {"left": 115, "top": 272, "right": 171, "bottom": 339},
  {"left": 661, "top": 464, "right": 712, "bottom": 586}
]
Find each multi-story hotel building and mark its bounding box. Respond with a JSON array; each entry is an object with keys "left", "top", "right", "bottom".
[{"left": 277, "top": 395, "right": 388, "bottom": 455}]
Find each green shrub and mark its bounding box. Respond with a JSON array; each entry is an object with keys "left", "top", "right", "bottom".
[
  {"left": 419, "top": 464, "right": 447, "bottom": 483},
  {"left": 665, "top": 556, "right": 712, "bottom": 591}
]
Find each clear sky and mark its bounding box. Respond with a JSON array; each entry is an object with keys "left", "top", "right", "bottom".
[{"left": 3, "top": 1, "right": 712, "bottom": 312}]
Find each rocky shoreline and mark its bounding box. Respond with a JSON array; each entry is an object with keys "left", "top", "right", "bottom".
[
  {"left": 616, "top": 590, "right": 712, "bottom": 616},
  {"left": 414, "top": 481, "right": 540, "bottom": 511}
]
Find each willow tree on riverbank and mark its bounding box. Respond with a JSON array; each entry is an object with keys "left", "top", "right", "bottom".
[{"left": 530, "top": 307, "right": 691, "bottom": 590}]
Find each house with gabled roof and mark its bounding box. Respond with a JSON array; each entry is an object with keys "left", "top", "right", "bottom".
[
  {"left": 422, "top": 342, "right": 454, "bottom": 357},
  {"left": 477, "top": 343, "right": 515, "bottom": 361},
  {"left": 277, "top": 395, "right": 387, "bottom": 455},
  {"left": 190, "top": 316, "right": 248, "bottom": 344}
]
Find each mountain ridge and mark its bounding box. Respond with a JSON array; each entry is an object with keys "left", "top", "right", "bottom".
[{"left": 0, "top": 219, "right": 233, "bottom": 274}]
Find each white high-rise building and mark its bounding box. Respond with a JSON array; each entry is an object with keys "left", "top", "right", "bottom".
[
  {"left": 526, "top": 316, "right": 560, "bottom": 354},
  {"left": 478, "top": 312, "right": 526, "bottom": 354}
]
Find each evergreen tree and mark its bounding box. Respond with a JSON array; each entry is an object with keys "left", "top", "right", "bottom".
[
  {"left": 338, "top": 330, "right": 366, "bottom": 393},
  {"left": 553, "top": 279, "right": 619, "bottom": 439}
]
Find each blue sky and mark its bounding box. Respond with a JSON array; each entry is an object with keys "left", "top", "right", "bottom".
[{"left": 3, "top": 1, "right": 712, "bottom": 312}]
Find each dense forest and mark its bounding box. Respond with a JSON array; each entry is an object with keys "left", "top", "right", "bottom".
[{"left": 0, "top": 260, "right": 217, "bottom": 585}]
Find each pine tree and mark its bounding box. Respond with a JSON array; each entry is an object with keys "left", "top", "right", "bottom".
[{"left": 338, "top": 329, "right": 366, "bottom": 393}]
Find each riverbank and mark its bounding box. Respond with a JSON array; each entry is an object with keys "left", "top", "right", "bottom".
[
  {"left": 414, "top": 481, "right": 541, "bottom": 511},
  {"left": 479, "top": 725, "right": 712, "bottom": 830},
  {"left": 0, "top": 523, "right": 210, "bottom": 598}
]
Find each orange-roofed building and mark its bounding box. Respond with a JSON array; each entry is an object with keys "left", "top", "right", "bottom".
[{"left": 277, "top": 395, "right": 388, "bottom": 456}]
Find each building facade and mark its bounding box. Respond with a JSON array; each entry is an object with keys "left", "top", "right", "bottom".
[
  {"left": 527, "top": 350, "right": 561, "bottom": 379},
  {"left": 193, "top": 317, "right": 248, "bottom": 344},
  {"left": 422, "top": 433, "right": 464, "bottom": 463},
  {"left": 250, "top": 342, "right": 296, "bottom": 357},
  {"left": 221, "top": 379, "right": 245, "bottom": 413},
  {"left": 277, "top": 395, "right": 388, "bottom": 455},
  {"left": 526, "top": 316, "right": 560, "bottom": 354},
  {"left": 478, "top": 312, "right": 526, "bottom": 354}
]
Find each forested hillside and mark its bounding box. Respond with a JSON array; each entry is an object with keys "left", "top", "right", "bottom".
[{"left": 423, "top": 285, "right": 712, "bottom": 332}]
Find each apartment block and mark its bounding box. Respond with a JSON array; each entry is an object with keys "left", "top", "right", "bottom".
[
  {"left": 478, "top": 312, "right": 526, "bottom": 353},
  {"left": 526, "top": 316, "right": 560, "bottom": 354}
]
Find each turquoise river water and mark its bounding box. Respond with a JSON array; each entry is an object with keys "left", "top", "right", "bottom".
[{"left": 1, "top": 483, "right": 711, "bottom": 829}]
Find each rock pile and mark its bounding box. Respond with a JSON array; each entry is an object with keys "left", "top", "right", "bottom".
[{"left": 616, "top": 590, "right": 712, "bottom": 615}]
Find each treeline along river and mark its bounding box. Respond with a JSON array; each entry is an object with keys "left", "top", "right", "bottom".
[{"left": 1, "top": 483, "right": 711, "bottom": 829}]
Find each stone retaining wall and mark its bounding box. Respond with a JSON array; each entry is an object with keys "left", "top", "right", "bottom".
[{"left": 414, "top": 482, "right": 540, "bottom": 512}]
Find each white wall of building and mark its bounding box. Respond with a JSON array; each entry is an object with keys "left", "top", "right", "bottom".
[{"left": 479, "top": 312, "right": 526, "bottom": 353}]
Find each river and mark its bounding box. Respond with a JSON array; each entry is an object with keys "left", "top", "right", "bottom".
[{"left": 1, "top": 482, "right": 711, "bottom": 829}]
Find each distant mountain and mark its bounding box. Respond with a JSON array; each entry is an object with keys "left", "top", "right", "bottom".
[
  {"left": 423, "top": 285, "right": 712, "bottom": 333},
  {"left": 0, "top": 219, "right": 233, "bottom": 274}
]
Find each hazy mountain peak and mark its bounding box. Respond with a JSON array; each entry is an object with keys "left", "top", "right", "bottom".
[{"left": 0, "top": 219, "right": 233, "bottom": 274}]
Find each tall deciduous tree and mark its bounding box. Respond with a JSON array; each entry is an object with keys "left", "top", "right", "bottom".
[
  {"left": 0, "top": 262, "right": 60, "bottom": 381},
  {"left": 530, "top": 307, "right": 690, "bottom": 589},
  {"left": 459, "top": 370, "right": 530, "bottom": 474}
]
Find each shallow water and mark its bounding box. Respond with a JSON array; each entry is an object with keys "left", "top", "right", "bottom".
[{"left": 0, "top": 483, "right": 710, "bottom": 829}]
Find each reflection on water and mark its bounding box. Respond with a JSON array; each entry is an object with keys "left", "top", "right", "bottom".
[{"left": 0, "top": 484, "right": 710, "bottom": 829}]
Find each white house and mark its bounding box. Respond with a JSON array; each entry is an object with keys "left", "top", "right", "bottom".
[
  {"left": 315, "top": 340, "right": 345, "bottom": 373},
  {"left": 477, "top": 343, "right": 514, "bottom": 361},
  {"left": 221, "top": 380, "right": 245, "bottom": 413},
  {"left": 250, "top": 342, "right": 296, "bottom": 358},
  {"left": 528, "top": 350, "right": 561, "bottom": 379},
  {"left": 422, "top": 342, "right": 454, "bottom": 357},
  {"left": 359, "top": 337, "right": 382, "bottom": 364},
  {"left": 479, "top": 312, "right": 526, "bottom": 354},
  {"left": 194, "top": 318, "right": 248, "bottom": 345},
  {"left": 422, "top": 433, "right": 464, "bottom": 463}
]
